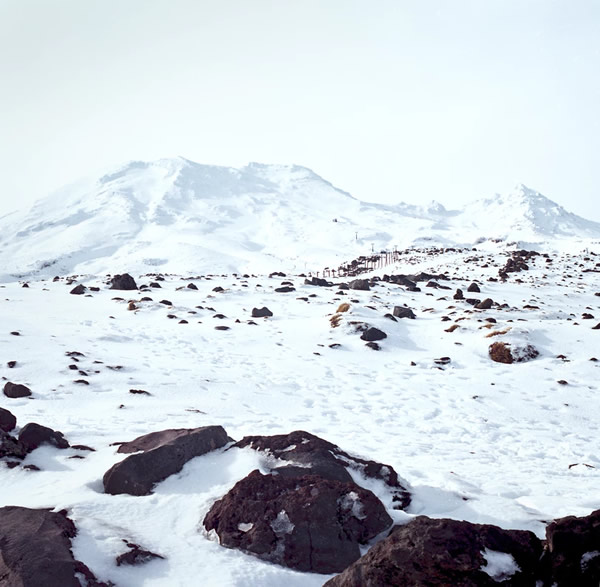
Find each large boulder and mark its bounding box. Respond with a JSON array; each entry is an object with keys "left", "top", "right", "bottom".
[
  {"left": 18, "top": 423, "right": 70, "bottom": 453},
  {"left": 542, "top": 509, "right": 600, "bottom": 586},
  {"left": 3, "top": 381, "right": 32, "bottom": 398},
  {"left": 203, "top": 470, "right": 392, "bottom": 573},
  {"left": 233, "top": 431, "right": 411, "bottom": 510},
  {"left": 109, "top": 273, "right": 138, "bottom": 290},
  {"left": 103, "top": 425, "right": 229, "bottom": 495},
  {"left": 0, "top": 407, "right": 17, "bottom": 432},
  {"left": 0, "top": 506, "right": 107, "bottom": 587},
  {"left": 325, "top": 516, "right": 542, "bottom": 586}
]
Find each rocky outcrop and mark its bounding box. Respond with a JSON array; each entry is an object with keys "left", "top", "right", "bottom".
[
  {"left": 0, "top": 506, "right": 108, "bottom": 587},
  {"left": 203, "top": 470, "right": 392, "bottom": 573},
  {"left": 325, "top": 516, "right": 542, "bottom": 586}
]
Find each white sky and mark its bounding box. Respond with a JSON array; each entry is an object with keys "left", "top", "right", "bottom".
[{"left": 1, "top": 0, "right": 599, "bottom": 220}]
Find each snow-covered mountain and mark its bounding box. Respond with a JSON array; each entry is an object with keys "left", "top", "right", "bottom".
[{"left": 0, "top": 158, "right": 598, "bottom": 280}]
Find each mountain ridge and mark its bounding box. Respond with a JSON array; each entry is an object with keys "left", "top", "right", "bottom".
[{"left": 0, "top": 158, "right": 598, "bottom": 281}]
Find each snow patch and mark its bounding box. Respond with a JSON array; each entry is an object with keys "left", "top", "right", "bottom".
[{"left": 481, "top": 549, "right": 521, "bottom": 581}]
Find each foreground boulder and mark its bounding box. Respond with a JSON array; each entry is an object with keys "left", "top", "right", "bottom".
[
  {"left": 0, "top": 506, "right": 107, "bottom": 586},
  {"left": 360, "top": 327, "right": 387, "bottom": 342},
  {"left": 109, "top": 273, "right": 138, "bottom": 290},
  {"left": 542, "top": 509, "right": 600, "bottom": 586},
  {"left": 0, "top": 407, "right": 17, "bottom": 432},
  {"left": 18, "top": 422, "right": 70, "bottom": 453},
  {"left": 103, "top": 425, "right": 229, "bottom": 495},
  {"left": 234, "top": 430, "right": 411, "bottom": 509},
  {"left": 204, "top": 470, "right": 392, "bottom": 573},
  {"left": 3, "top": 381, "right": 32, "bottom": 398},
  {"left": 325, "top": 516, "right": 542, "bottom": 586}
]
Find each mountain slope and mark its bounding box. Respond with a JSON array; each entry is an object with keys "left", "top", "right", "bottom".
[{"left": 0, "top": 159, "right": 598, "bottom": 281}]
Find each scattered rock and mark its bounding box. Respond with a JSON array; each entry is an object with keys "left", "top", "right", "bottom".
[
  {"left": 251, "top": 307, "right": 273, "bottom": 318},
  {"left": 187, "top": 283, "right": 198, "bottom": 290},
  {"left": 467, "top": 282, "right": 481, "bottom": 293},
  {"left": 203, "top": 470, "right": 392, "bottom": 573},
  {"left": 275, "top": 286, "right": 295, "bottom": 293},
  {"left": 489, "top": 342, "right": 539, "bottom": 364},
  {"left": 3, "top": 381, "right": 32, "bottom": 398},
  {"left": 129, "top": 389, "right": 151, "bottom": 396},
  {"left": 212, "top": 286, "right": 224, "bottom": 292},
  {"left": 454, "top": 288, "right": 465, "bottom": 300},
  {"left": 116, "top": 540, "right": 165, "bottom": 566},
  {"left": 304, "top": 276, "right": 332, "bottom": 287},
  {"left": 365, "top": 341, "right": 380, "bottom": 350},
  {"left": 109, "top": 273, "right": 138, "bottom": 290},
  {"left": 0, "top": 506, "right": 108, "bottom": 587},
  {"left": 69, "top": 284, "right": 87, "bottom": 295},
  {"left": 324, "top": 516, "right": 542, "bottom": 586},
  {"left": 7, "top": 360, "right": 17, "bottom": 368},
  {"left": 18, "top": 423, "right": 70, "bottom": 452},
  {"left": 349, "top": 279, "right": 370, "bottom": 291},
  {"left": 360, "top": 327, "right": 387, "bottom": 342},
  {"left": 476, "top": 298, "right": 494, "bottom": 310},
  {"left": 434, "top": 357, "right": 451, "bottom": 365},
  {"left": 0, "top": 407, "right": 17, "bottom": 432},
  {"left": 0, "top": 429, "right": 27, "bottom": 459},
  {"left": 103, "top": 426, "right": 229, "bottom": 496},
  {"left": 159, "top": 299, "right": 173, "bottom": 305},
  {"left": 392, "top": 306, "right": 416, "bottom": 319}
]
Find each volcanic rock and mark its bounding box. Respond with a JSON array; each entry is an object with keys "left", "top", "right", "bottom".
[
  {"left": 103, "top": 425, "right": 229, "bottom": 495},
  {"left": 109, "top": 273, "right": 138, "bottom": 290},
  {"left": 3, "top": 381, "right": 32, "bottom": 398},
  {"left": 203, "top": 470, "right": 392, "bottom": 574},
  {"left": 324, "top": 516, "right": 542, "bottom": 586}
]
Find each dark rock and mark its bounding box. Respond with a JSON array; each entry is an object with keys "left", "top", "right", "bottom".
[
  {"left": 365, "top": 342, "right": 380, "bottom": 350},
  {"left": 275, "top": 286, "right": 295, "bottom": 293},
  {"left": 392, "top": 306, "right": 416, "bottom": 319},
  {"left": 0, "top": 506, "right": 108, "bottom": 587},
  {"left": 467, "top": 282, "right": 481, "bottom": 293},
  {"left": 187, "top": 283, "right": 198, "bottom": 290},
  {"left": 69, "top": 284, "right": 87, "bottom": 295},
  {"left": 129, "top": 389, "right": 151, "bottom": 396},
  {"left": 465, "top": 298, "right": 481, "bottom": 306},
  {"left": 489, "top": 342, "right": 539, "bottom": 364},
  {"left": 103, "top": 426, "right": 229, "bottom": 495},
  {"left": 543, "top": 509, "right": 600, "bottom": 586},
  {"left": 383, "top": 313, "right": 397, "bottom": 322},
  {"left": 203, "top": 470, "right": 392, "bottom": 573},
  {"left": 18, "top": 423, "right": 70, "bottom": 452},
  {"left": 251, "top": 307, "right": 273, "bottom": 318},
  {"left": 476, "top": 298, "right": 494, "bottom": 310},
  {"left": 593, "top": 323, "right": 600, "bottom": 330},
  {"left": 3, "top": 381, "right": 32, "bottom": 398},
  {"left": 109, "top": 273, "right": 138, "bottom": 290},
  {"left": 215, "top": 325, "right": 230, "bottom": 331},
  {"left": 360, "top": 327, "right": 387, "bottom": 342},
  {"left": 212, "top": 286, "right": 224, "bottom": 292},
  {"left": 0, "top": 407, "right": 17, "bottom": 432},
  {"left": 159, "top": 299, "right": 173, "bottom": 305},
  {"left": 324, "top": 516, "right": 542, "bottom": 587},
  {"left": 7, "top": 360, "right": 17, "bottom": 368},
  {"left": 454, "top": 288, "right": 465, "bottom": 300},
  {"left": 116, "top": 541, "right": 165, "bottom": 566},
  {"left": 304, "top": 276, "right": 333, "bottom": 287},
  {"left": 349, "top": 279, "right": 370, "bottom": 291},
  {"left": 0, "top": 429, "right": 27, "bottom": 459},
  {"left": 233, "top": 431, "right": 410, "bottom": 509},
  {"left": 434, "top": 357, "right": 451, "bottom": 365}
]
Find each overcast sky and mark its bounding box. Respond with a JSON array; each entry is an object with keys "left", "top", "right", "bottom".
[{"left": 1, "top": 0, "right": 599, "bottom": 220}]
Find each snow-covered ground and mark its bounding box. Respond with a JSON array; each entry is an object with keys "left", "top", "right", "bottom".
[{"left": 1, "top": 243, "right": 599, "bottom": 586}]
